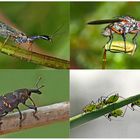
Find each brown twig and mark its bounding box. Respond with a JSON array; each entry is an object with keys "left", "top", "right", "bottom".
[{"left": 0, "top": 102, "right": 69, "bottom": 135}]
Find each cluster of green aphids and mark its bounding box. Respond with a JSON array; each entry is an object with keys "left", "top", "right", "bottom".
[{"left": 83, "top": 93, "right": 140, "bottom": 121}]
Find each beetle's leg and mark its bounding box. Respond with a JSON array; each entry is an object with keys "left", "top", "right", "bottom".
[
  {"left": 23, "top": 97, "right": 37, "bottom": 113},
  {"left": 24, "top": 104, "right": 37, "bottom": 112},
  {"left": 29, "top": 97, "right": 37, "bottom": 112},
  {"left": 16, "top": 107, "right": 23, "bottom": 127},
  {"left": 0, "top": 112, "right": 8, "bottom": 118},
  {"left": 16, "top": 107, "right": 22, "bottom": 120},
  {"left": 23, "top": 101, "right": 39, "bottom": 120}
]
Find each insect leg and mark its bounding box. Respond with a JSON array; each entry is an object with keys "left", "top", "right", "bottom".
[
  {"left": 0, "top": 112, "right": 8, "bottom": 118},
  {"left": 120, "top": 106, "right": 127, "bottom": 118},
  {"left": 104, "top": 113, "right": 111, "bottom": 121},
  {"left": 23, "top": 97, "right": 37, "bottom": 113},
  {"left": 1, "top": 35, "right": 10, "bottom": 48},
  {"left": 16, "top": 106, "right": 22, "bottom": 120},
  {"left": 122, "top": 33, "right": 126, "bottom": 53},
  {"left": 29, "top": 97, "right": 37, "bottom": 111},
  {"left": 132, "top": 33, "right": 138, "bottom": 54}
]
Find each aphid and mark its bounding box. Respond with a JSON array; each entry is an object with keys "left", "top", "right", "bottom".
[
  {"left": 87, "top": 16, "right": 140, "bottom": 52},
  {"left": 83, "top": 93, "right": 121, "bottom": 113},
  {"left": 131, "top": 99, "right": 140, "bottom": 111},
  {"left": 0, "top": 77, "right": 44, "bottom": 122},
  {"left": 0, "top": 21, "right": 62, "bottom": 50},
  {"left": 100, "top": 93, "right": 120, "bottom": 105},
  {"left": 105, "top": 107, "right": 127, "bottom": 121},
  {"left": 83, "top": 101, "right": 96, "bottom": 113}
]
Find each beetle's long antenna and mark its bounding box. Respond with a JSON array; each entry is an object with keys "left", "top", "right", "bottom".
[
  {"left": 35, "top": 77, "right": 42, "bottom": 88},
  {"left": 35, "top": 77, "right": 45, "bottom": 90}
]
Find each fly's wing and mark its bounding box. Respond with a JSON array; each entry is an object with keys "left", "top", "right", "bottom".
[{"left": 87, "top": 18, "right": 122, "bottom": 25}]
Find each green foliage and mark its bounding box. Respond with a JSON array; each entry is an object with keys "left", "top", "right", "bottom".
[{"left": 71, "top": 2, "right": 140, "bottom": 69}]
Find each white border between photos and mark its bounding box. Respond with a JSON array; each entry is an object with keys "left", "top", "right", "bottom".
[{"left": 1, "top": 0, "right": 140, "bottom": 1}]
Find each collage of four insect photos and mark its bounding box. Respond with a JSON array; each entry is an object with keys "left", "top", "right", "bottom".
[{"left": 0, "top": 0, "right": 140, "bottom": 139}]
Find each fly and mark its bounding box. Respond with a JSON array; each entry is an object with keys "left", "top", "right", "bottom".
[{"left": 87, "top": 16, "right": 140, "bottom": 52}]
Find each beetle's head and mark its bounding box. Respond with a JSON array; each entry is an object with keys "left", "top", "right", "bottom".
[{"left": 28, "top": 77, "right": 45, "bottom": 95}]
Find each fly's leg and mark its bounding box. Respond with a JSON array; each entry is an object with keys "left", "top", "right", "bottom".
[
  {"left": 105, "top": 34, "right": 113, "bottom": 51},
  {"left": 132, "top": 33, "right": 138, "bottom": 54},
  {"left": 122, "top": 33, "right": 126, "bottom": 53}
]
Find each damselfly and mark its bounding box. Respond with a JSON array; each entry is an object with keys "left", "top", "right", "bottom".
[{"left": 0, "top": 21, "right": 62, "bottom": 50}]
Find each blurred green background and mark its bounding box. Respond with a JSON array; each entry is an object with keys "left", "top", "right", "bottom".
[
  {"left": 0, "top": 69, "right": 69, "bottom": 138},
  {"left": 71, "top": 2, "right": 140, "bottom": 69},
  {"left": 0, "top": 2, "right": 69, "bottom": 69}
]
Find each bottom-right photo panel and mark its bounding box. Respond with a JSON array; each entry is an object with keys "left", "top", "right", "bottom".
[{"left": 70, "top": 70, "right": 140, "bottom": 138}]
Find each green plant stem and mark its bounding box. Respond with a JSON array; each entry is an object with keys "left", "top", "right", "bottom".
[
  {"left": 70, "top": 93, "right": 140, "bottom": 128},
  {"left": 0, "top": 43, "right": 69, "bottom": 69}
]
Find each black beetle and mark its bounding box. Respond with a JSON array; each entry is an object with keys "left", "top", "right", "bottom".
[{"left": 0, "top": 77, "right": 44, "bottom": 121}]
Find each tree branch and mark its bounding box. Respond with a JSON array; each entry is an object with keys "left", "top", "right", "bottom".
[
  {"left": 0, "top": 101, "right": 69, "bottom": 135},
  {"left": 70, "top": 93, "right": 140, "bottom": 128},
  {"left": 0, "top": 43, "right": 70, "bottom": 69}
]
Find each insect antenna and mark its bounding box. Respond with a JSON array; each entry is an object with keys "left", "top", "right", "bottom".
[
  {"left": 28, "top": 23, "right": 64, "bottom": 44},
  {"left": 35, "top": 77, "right": 45, "bottom": 89}
]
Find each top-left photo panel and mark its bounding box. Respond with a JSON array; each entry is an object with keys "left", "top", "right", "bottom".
[{"left": 0, "top": 2, "right": 70, "bottom": 69}]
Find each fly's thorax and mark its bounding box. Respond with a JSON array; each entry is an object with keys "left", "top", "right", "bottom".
[{"left": 102, "top": 26, "right": 114, "bottom": 37}]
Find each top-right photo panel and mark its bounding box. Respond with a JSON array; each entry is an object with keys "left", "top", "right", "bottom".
[{"left": 70, "top": 2, "right": 140, "bottom": 69}]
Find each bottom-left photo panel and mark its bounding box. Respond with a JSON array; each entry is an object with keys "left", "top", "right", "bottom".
[{"left": 0, "top": 69, "right": 69, "bottom": 138}]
